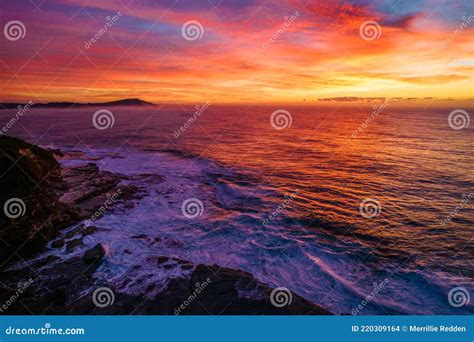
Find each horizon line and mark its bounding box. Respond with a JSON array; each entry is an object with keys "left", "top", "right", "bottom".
[{"left": 1, "top": 97, "right": 473, "bottom": 106}]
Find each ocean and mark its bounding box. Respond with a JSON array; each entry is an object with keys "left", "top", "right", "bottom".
[{"left": 1, "top": 104, "right": 473, "bottom": 314}]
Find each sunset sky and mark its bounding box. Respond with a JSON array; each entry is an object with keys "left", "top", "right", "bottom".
[{"left": 0, "top": 0, "right": 473, "bottom": 104}]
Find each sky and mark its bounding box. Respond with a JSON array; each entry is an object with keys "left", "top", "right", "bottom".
[{"left": 0, "top": 0, "right": 473, "bottom": 105}]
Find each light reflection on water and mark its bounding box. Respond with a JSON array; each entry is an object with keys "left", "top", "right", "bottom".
[{"left": 1, "top": 104, "right": 473, "bottom": 314}]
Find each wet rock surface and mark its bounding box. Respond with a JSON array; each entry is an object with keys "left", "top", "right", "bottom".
[
  {"left": 0, "top": 136, "right": 139, "bottom": 267},
  {"left": 0, "top": 135, "right": 330, "bottom": 315},
  {"left": 0, "top": 257, "right": 330, "bottom": 315},
  {"left": 0, "top": 135, "right": 77, "bottom": 265},
  {"left": 82, "top": 244, "right": 105, "bottom": 264}
]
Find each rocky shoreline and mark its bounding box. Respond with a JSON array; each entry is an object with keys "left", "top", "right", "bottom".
[{"left": 0, "top": 135, "right": 330, "bottom": 315}]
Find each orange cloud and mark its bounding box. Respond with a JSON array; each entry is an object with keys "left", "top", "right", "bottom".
[{"left": 0, "top": 0, "right": 472, "bottom": 105}]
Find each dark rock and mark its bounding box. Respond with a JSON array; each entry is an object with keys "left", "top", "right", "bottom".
[
  {"left": 66, "top": 238, "right": 83, "bottom": 252},
  {"left": 51, "top": 239, "right": 65, "bottom": 248},
  {"left": 0, "top": 135, "right": 78, "bottom": 266},
  {"left": 33, "top": 254, "right": 61, "bottom": 268},
  {"left": 83, "top": 225, "right": 97, "bottom": 236},
  {"left": 163, "top": 238, "right": 184, "bottom": 248},
  {"left": 45, "top": 288, "right": 68, "bottom": 306},
  {"left": 130, "top": 234, "right": 158, "bottom": 246},
  {"left": 0, "top": 136, "right": 331, "bottom": 315},
  {"left": 82, "top": 244, "right": 105, "bottom": 264},
  {"left": 156, "top": 256, "right": 169, "bottom": 264},
  {"left": 0, "top": 255, "right": 331, "bottom": 315},
  {"left": 64, "top": 226, "right": 82, "bottom": 239},
  {"left": 0, "top": 135, "right": 139, "bottom": 269},
  {"left": 167, "top": 264, "right": 332, "bottom": 315},
  {"left": 131, "top": 234, "right": 148, "bottom": 240}
]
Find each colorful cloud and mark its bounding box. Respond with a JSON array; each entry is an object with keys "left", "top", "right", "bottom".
[{"left": 0, "top": 0, "right": 473, "bottom": 104}]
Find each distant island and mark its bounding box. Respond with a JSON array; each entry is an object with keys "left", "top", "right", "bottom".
[{"left": 0, "top": 98, "right": 156, "bottom": 109}]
